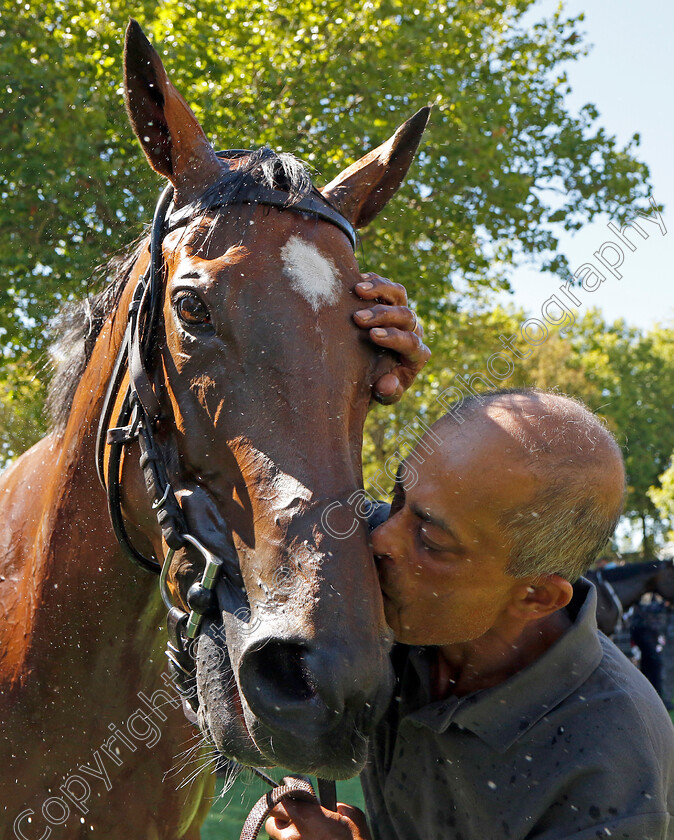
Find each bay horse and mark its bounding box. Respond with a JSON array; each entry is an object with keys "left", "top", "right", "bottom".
[
  {"left": 588, "top": 561, "right": 674, "bottom": 636},
  {"left": 0, "top": 21, "right": 429, "bottom": 840}
]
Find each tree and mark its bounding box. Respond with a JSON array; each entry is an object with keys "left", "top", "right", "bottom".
[
  {"left": 647, "top": 325, "right": 674, "bottom": 544},
  {"left": 0, "top": 0, "right": 660, "bottom": 470},
  {"left": 571, "top": 317, "right": 674, "bottom": 555},
  {"left": 0, "top": 0, "right": 653, "bottom": 365},
  {"left": 650, "top": 460, "right": 674, "bottom": 543},
  {"left": 0, "top": 358, "right": 47, "bottom": 463},
  {"left": 495, "top": 311, "right": 674, "bottom": 555}
]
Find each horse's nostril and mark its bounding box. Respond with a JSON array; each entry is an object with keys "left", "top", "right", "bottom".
[
  {"left": 244, "top": 641, "right": 317, "bottom": 705},
  {"left": 238, "top": 635, "right": 392, "bottom": 743}
]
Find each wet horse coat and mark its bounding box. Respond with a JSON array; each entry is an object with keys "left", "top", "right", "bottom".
[{"left": 0, "top": 21, "right": 428, "bottom": 840}]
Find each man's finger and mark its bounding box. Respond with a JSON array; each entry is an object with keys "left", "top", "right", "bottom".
[
  {"left": 265, "top": 814, "right": 297, "bottom": 840},
  {"left": 368, "top": 327, "right": 430, "bottom": 365},
  {"left": 336, "top": 804, "right": 371, "bottom": 837},
  {"left": 354, "top": 273, "right": 408, "bottom": 306},
  {"left": 265, "top": 802, "right": 294, "bottom": 839},
  {"left": 268, "top": 802, "right": 291, "bottom": 822},
  {"left": 353, "top": 304, "right": 419, "bottom": 333},
  {"left": 373, "top": 373, "right": 403, "bottom": 405},
  {"left": 265, "top": 797, "right": 360, "bottom": 839},
  {"left": 373, "top": 372, "right": 401, "bottom": 399}
]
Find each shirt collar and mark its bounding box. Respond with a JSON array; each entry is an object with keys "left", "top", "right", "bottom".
[{"left": 402, "top": 579, "right": 603, "bottom": 753}]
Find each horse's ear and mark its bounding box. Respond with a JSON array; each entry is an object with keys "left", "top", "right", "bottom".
[
  {"left": 123, "top": 19, "right": 223, "bottom": 205},
  {"left": 321, "top": 107, "right": 430, "bottom": 229}
]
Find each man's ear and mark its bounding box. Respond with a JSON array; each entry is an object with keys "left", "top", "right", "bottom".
[
  {"left": 508, "top": 575, "right": 574, "bottom": 623},
  {"left": 321, "top": 107, "right": 431, "bottom": 229},
  {"left": 123, "top": 19, "right": 223, "bottom": 206}
]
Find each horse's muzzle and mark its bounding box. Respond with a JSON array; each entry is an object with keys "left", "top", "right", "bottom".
[
  {"left": 197, "top": 602, "right": 394, "bottom": 777},
  {"left": 235, "top": 632, "right": 394, "bottom": 776}
]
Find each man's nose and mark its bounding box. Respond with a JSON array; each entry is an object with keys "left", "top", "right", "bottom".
[{"left": 371, "top": 513, "right": 404, "bottom": 561}]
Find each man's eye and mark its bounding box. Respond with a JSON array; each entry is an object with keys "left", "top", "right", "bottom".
[
  {"left": 421, "top": 539, "right": 445, "bottom": 554},
  {"left": 175, "top": 292, "right": 211, "bottom": 326},
  {"left": 420, "top": 526, "right": 454, "bottom": 555}
]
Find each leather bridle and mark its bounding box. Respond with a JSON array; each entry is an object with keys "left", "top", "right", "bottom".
[
  {"left": 96, "top": 149, "right": 356, "bottom": 625},
  {"left": 95, "top": 152, "right": 356, "bottom": 815}
]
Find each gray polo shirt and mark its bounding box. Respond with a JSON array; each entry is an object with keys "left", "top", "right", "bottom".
[{"left": 361, "top": 579, "right": 674, "bottom": 839}]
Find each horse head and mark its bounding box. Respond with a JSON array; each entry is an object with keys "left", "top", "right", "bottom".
[
  {"left": 654, "top": 560, "right": 674, "bottom": 603},
  {"left": 117, "top": 21, "right": 428, "bottom": 778}
]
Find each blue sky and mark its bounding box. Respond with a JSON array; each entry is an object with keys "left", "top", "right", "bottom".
[{"left": 500, "top": 0, "right": 674, "bottom": 330}]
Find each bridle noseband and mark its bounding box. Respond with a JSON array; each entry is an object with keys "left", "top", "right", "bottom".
[{"left": 95, "top": 151, "right": 356, "bottom": 697}]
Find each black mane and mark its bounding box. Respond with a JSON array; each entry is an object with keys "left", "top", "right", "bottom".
[{"left": 47, "top": 148, "right": 314, "bottom": 430}]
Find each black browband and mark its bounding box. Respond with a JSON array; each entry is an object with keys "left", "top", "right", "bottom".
[{"left": 167, "top": 177, "right": 357, "bottom": 250}]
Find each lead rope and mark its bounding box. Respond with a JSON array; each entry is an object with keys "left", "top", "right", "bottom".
[{"left": 240, "top": 771, "right": 337, "bottom": 840}]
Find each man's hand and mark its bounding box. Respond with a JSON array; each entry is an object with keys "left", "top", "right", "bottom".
[
  {"left": 265, "top": 798, "right": 371, "bottom": 840},
  {"left": 353, "top": 272, "right": 430, "bottom": 405}
]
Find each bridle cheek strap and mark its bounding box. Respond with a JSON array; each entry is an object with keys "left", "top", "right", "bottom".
[{"left": 96, "top": 183, "right": 184, "bottom": 575}]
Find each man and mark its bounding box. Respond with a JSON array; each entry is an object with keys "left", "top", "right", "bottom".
[{"left": 266, "top": 386, "right": 674, "bottom": 839}]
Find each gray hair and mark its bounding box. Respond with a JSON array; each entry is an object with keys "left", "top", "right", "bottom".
[
  {"left": 501, "top": 478, "right": 623, "bottom": 582},
  {"left": 444, "top": 388, "right": 625, "bottom": 583}
]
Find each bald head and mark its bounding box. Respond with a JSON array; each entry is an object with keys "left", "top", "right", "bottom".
[
  {"left": 435, "top": 389, "right": 626, "bottom": 581},
  {"left": 445, "top": 390, "right": 624, "bottom": 492}
]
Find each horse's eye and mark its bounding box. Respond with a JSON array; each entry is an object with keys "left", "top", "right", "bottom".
[{"left": 175, "top": 292, "right": 211, "bottom": 326}]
